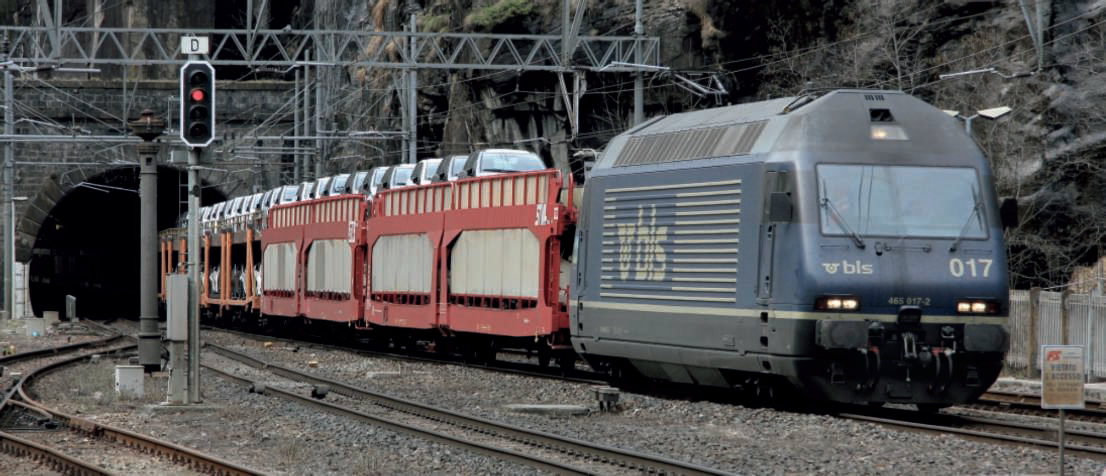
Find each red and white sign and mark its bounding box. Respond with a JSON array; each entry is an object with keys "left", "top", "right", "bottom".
[{"left": 1041, "top": 345, "right": 1085, "bottom": 410}]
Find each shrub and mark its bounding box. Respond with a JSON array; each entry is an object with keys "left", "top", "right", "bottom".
[{"left": 465, "top": 0, "right": 535, "bottom": 31}]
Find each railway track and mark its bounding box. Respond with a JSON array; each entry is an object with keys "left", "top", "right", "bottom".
[
  {"left": 0, "top": 327, "right": 263, "bottom": 475},
  {"left": 838, "top": 406, "right": 1106, "bottom": 460},
  {"left": 201, "top": 323, "right": 610, "bottom": 385},
  {"left": 204, "top": 342, "right": 730, "bottom": 475},
  {"left": 971, "top": 390, "right": 1106, "bottom": 422},
  {"left": 201, "top": 321, "right": 1106, "bottom": 467}
]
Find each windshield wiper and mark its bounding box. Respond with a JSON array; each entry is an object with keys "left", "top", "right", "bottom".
[
  {"left": 949, "top": 186, "right": 983, "bottom": 252},
  {"left": 820, "top": 195, "right": 866, "bottom": 249}
]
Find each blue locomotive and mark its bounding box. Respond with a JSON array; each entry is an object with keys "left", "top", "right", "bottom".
[{"left": 570, "top": 90, "right": 1015, "bottom": 409}]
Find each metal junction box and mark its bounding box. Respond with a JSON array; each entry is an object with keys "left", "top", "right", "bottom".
[{"left": 166, "top": 275, "right": 189, "bottom": 341}]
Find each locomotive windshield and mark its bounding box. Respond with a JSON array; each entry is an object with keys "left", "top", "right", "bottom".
[{"left": 817, "top": 164, "right": 986, "bottom": 240}]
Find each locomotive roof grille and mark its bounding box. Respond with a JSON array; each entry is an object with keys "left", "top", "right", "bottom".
[{"left": 613, "top": 120, "right": 766, "bottom": 167}]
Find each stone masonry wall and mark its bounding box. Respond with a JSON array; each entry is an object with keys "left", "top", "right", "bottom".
[{"left": 10, "top": 79, "right": 295, "bottom": 261}]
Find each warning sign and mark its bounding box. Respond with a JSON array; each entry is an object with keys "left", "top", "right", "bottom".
[{"left": 1041, "top": 345, "right": 1085, "bottom": 410}]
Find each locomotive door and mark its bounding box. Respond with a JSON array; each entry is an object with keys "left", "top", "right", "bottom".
[{"left": 756, "top": 169, "right": 792, "bottom": 304}]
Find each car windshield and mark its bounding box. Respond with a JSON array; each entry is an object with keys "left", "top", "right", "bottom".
[
  {"left": 419, "top": 160, "right": 441, "bottom": 182},
  {"left": 482, "top": 152, "right": 544, "bottom": 173},
  {"left": 817, "top": 164, "right": 986, "bottom": 240},
  {"left": 450, "top": 157, "right": 466, "bottom": 176},
  {"left": 372, "top": 169, "right": 387, "bottom": 187},
  {"left": 332, "top": 174, "right": 350, "bottom": 194},
  {"left": 393, "top": 167, "right": 413, "bottom": 185},
  {"left": 351, "top": 172, "right": 369, "bottom": 192},
  {"left": 281, "top": 186, "right": 298, "bottom": 202}
]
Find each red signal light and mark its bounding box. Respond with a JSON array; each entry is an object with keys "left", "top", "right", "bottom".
[{"left": 190, "top": 88, "right": 206, "bottom": 102}]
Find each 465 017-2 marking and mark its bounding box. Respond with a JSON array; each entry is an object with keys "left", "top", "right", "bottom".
[{"left": 888, "top": 296, "right": 931, "bottom": 306}]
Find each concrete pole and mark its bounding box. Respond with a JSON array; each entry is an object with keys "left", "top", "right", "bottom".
[
  {"left": 314, "top": 44, "right": 324, "bottom": 178},
  {"left": 303, "top": 50, "right": 313, "bottom": 181},
  {"left": 1035, "top": 0, "right": 1045, "bottom": 71},
  {"left": 314, "top": 84, "right": 324, "bottom": 177},
  {"left": 561, "top": 0, "right": 570, "bottom": 67},
  {"left": 137, "top": 150, "right": 158, "bottom": 369},
  {"left": 399, "top": 74, "right": 408, "bottom": 164},
  {"left": 1089, "top": 262, "right": 1101, "bottom": 381},
  {"left": 633, "top": 0, "right": 643, "bottom": 125},
  {"left": 2, "top": 54, "right": 13, "bottom": 320},
  {"left": 187, "top": 148, "right": 201, "bottom": 403},
  {"left": 408, "top": 8, "right": 418, "bottom": 164},
  {"left": 129, "top": 109, "right": 166, "bottom": 372},
  {"left": 293, "top": 67, "right": 302, "bottom": 184}
]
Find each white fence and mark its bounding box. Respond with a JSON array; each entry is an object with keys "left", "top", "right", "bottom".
[{"left": 1006, "top": 289, "right": 1106, "bottom": 380}]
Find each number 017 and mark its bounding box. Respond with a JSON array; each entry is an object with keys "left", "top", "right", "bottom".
[{"left": 949, "top": 258, "right": 992, "bottom": 278}]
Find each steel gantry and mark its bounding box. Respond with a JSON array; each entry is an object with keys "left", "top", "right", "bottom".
[{"left": 0, "top": 26, "right": 661, "bottom": 72}]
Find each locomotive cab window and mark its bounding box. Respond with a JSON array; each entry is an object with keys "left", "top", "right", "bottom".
[{"left": 817, "top": 164, "right": 987, "bottom": 240}]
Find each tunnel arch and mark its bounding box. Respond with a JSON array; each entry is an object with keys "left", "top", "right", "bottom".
[{"left": 22, "top": 165, "right": 240, "bottom": 319}]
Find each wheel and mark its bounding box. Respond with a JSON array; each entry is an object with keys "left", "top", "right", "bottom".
[
  {"left": 556, "top": 354, "right": 574, "bottom": 372},
  {"left": 916, "top": 403, "right": 950, "bottom": 414}
]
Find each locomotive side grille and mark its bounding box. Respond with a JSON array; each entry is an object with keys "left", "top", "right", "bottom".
[
  {"left": 613, "top": 120, "right": 767, "bottom": 167},
  {"left": 598, "top": 179, "right": 742, "bottom": 303}
]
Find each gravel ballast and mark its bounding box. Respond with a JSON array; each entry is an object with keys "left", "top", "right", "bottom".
[
  {"left": 202, "top": 329, "right": 1106, "bottom": 475},
  {"left": 29, "top": 352, "right": 541, "bottom": 475},
  {"left": 0, "top": 450, "right": 64, "bottom": 475},
  {"left": 24, "top": 322, "right": 1101, "bottom": 475},
  {"left": 0, "top": 322, "right": 107, "bottom": 356}
]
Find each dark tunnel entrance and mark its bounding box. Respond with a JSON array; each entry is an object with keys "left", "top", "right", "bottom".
[{"left": 28, "top": 166, "right": 226, "bottom": 320}]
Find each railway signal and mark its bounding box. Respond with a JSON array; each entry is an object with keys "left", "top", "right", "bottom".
[{"left": 179, "top": 61, "right": 215, "bottom": 147}]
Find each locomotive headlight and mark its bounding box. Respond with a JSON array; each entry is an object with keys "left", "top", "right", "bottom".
[
  {"left": 870, "top": 125, "right": 909, "bottom": 141},
  {"left": 956, "top": 300, "right": 997, "bottom": 314},
  {"left": 816, "top": 296, "right": 859, "bottom": 311}
]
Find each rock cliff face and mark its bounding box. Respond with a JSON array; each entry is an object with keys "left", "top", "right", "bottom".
[
  {"left": 12, "top": 0, "right": 1106, "bottom": 286},
  {"left": 342, "top": 0, "right": 1103, "bottom": 288}
]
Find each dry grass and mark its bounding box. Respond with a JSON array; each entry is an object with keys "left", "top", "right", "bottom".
[
  {"left": 72, "top": 362, "right": 116, "bottom": 406},
  {"left": 53, "top": 360, "right": 168, "bottom": 407},
  {"left": 277, "top": 440, "right": 307, "bottom": 467},
  {"left": 686, "top": 0, "right": 726, "bottom": 48}
]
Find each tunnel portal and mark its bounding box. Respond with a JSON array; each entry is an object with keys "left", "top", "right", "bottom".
[{"left": 28, "top": 166, "right": 226, "bottom": 320}]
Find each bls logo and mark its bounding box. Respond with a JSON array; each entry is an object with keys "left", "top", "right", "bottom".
[{"left": 822, "top": 260, "right": 874, "bottom": 275}]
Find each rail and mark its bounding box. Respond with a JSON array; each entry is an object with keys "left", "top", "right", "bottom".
[
  {"left": 1, "top": 334, "right": 263, "bottom": 476},
  {"left": 205, "top": 342, "right": 728, "bottom": 475},
  {"left": 201, "top": 324, "right": 608, "bottom": 384},
  {"left": 975, "top": 390, "right": 1106, "bottom": 420},
  {"left": 838, "top": 408, "right": 1106, "bottom": 459},
  {"left": 0, "top": 429, "right": 109, "bottom": 476}
]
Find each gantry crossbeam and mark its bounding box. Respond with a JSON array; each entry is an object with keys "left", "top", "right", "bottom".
[{"left": 0, "top": 27, "right": 661, "bottom": 72}]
